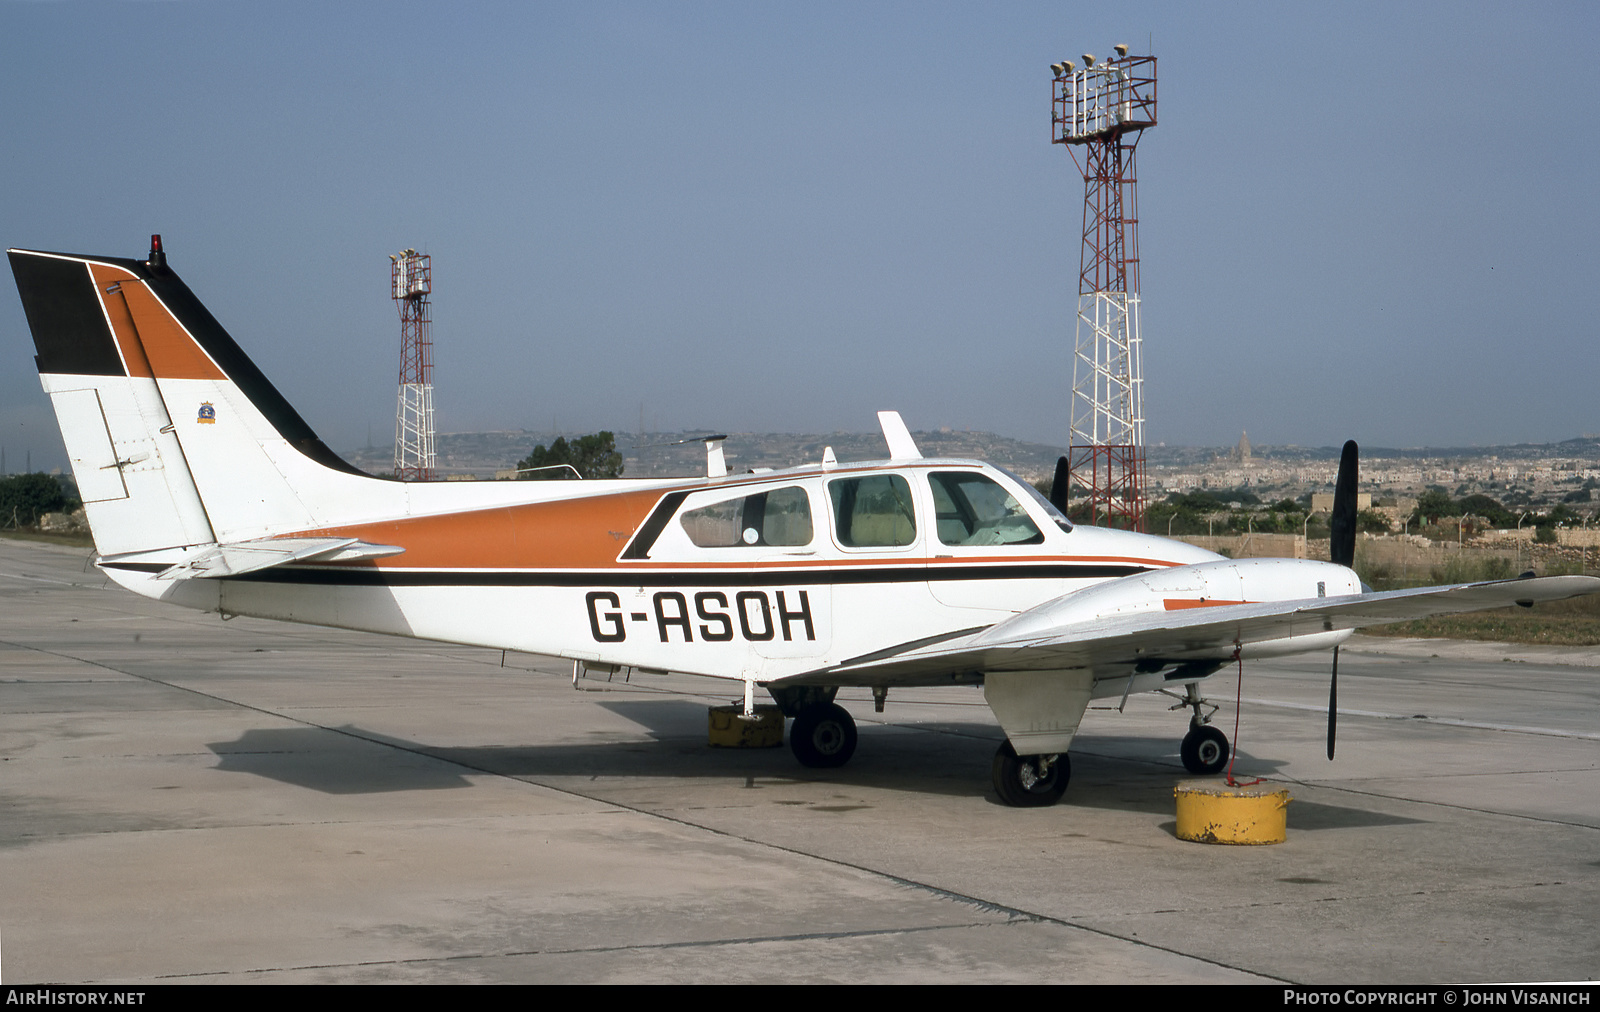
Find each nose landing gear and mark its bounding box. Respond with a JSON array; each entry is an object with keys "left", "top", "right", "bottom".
[
  {"left": 1180, "top": 723, "right": 1230, "bottom": 775},
  {"left": 1169, "top": 682, "right": 1230, "bottom": 775}
]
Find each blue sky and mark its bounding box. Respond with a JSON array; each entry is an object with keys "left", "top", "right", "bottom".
[{"left": 4, "top": 1, "right": 1597, "bottom": 472}]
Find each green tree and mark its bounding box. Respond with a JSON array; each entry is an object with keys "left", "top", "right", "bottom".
[
  {"left": 1356, "top": 509, "right": 1392, "bottom": 534},
  {"left": 1411, "top": 488, "right": 1459, "bottom": 526},
  {"left": 0, "top": 473, "right": 71, "bottom": 527},
  {"left": 1457, "top": 494, "right": 1515, "bottom": 528},
  {"left": 515, "top": 432, "right": 624, "bottom": 480}
]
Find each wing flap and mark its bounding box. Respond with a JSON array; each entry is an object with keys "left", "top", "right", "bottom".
[{"left": 769, "top": 575, "right": 1600, "bottom": 688}]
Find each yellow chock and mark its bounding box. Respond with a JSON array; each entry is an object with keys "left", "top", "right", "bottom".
[
  {"left": 1174, "top": 780, "right": 1291, "bottom": 845},
  {"left": 708, "top": 705, "right": 784, "bottom": 748}
]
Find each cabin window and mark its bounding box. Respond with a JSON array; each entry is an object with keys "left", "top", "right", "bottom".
[
  {"left": 828, "top": 474, "right": 917, "bottom": 547},
  {"left": 928, "top": 472, "right": 1044, "bottom": 546},
  {"left": 680, "top": 486, "right": 813, "bottom": 548}
]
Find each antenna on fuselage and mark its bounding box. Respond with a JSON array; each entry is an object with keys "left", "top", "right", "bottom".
[
  {"left": 704, "top": 436, "right": 727, "bottom": 478},
  {"left": 877, "top": 411, "right": 923, "bottom": 460}
]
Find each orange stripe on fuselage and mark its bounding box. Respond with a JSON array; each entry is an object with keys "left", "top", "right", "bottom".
[
  {"left": 930, "top": 554, "right": 1179, "bottom": 569},
  {"left": 1164, "top": 598, "right": 1250, "bottom": 610},
  {"left": 294, "top": 488, "right": 671, "bottom": 570}
]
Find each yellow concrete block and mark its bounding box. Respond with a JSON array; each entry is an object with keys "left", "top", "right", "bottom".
[
  {"left": 707, "top": 704, "right": 784, "bottom": 748},
  {"left": 1174, "top": 780, "right": 1291, "bottom": 845}
]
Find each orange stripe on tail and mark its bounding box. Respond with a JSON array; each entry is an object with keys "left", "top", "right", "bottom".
[{"left": 108, "top": 274, "right": 226, "bottom": 381}]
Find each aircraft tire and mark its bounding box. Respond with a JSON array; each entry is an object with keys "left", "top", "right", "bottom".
[
  {"left": 1180, "top": 724, "right": 1230, "bottom": 775},
  {"left": 789, "top": 702, "right": 857, "bottom": 768},
  {"left": 991, "top": 740, "right": 1069, "bottom": 807}
]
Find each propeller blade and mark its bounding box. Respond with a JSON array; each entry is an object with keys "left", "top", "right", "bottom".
[
  {"left": 1050, "top": 455, "right": 1071, "bottom": 513},
  {"left": 1330, "top": 440, "right": 1359, "bottom": 568},
  {"left": 1327, "top": 645, "right": 1339, "bottom": 760}
]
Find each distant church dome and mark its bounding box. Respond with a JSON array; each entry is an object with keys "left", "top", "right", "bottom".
[{"left": 1233, "top": 430, "right": 1252, "bottom": 464}]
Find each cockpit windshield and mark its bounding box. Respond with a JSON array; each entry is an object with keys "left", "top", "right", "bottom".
[{"left": 993, "top": 465, "right": 1073, "bottom": 534}]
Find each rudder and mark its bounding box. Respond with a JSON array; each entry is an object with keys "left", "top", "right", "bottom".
[{"left": 10, "top": 248, "right": 215, "bottom": 555}]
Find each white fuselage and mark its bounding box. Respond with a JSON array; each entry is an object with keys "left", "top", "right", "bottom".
[{"left": 100, "top": 459, "right": 1358, "bottom": 688}]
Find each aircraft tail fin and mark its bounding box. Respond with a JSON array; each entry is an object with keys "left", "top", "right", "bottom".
[{"left": 8, "top": 239, "right": 374, "bottom": 556}]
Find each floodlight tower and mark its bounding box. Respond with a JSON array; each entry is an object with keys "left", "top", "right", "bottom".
[
  {"left": 1052, "top": 47, "right": 1157, "bottom": 529},
  {"left": 390, "top": 249, "right": 435, "bottom": 481}
]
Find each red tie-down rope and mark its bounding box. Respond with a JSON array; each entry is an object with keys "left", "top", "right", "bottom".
[{"left": 1226, "top": 646, "right": 1261, "bottom": 788}]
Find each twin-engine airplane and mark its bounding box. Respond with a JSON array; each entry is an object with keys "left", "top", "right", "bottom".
[{"left": 10, "top": 239, "right": 1599, "bottom": 805}]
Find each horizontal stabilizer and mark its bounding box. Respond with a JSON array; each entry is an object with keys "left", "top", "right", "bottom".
[
  {"left": 771, "top": 575, "right": 1600, "bottom": 688},
  {"left": 103, "top": 538, "right": 405, "bottom": 580}
]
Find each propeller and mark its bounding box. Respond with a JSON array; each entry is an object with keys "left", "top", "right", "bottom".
[
  {"left": 1326, "top": 439, "right": 1358, "bottom": 758},
  {"left": 1049, "top": 455, "right": 1071, "bottom": 514},
  {"left": 1327, "top": 646, "right": 1339, "bottom": 760},
  {"left": 1330, "top": 440, "right": 1359, "bottom": 568}
]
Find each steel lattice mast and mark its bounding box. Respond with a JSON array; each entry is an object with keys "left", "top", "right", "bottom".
[
  {"left": 390, "top": 249, "right": 435, "bottom": 482},
  {"left": 1052, "top": 48, "right": 1156, "bottom": 530}
]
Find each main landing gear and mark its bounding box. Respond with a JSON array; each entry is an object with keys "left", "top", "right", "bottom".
[
  {"left": 991, "top": 741, "right": 1070, "bottom": 807},
  {"left": 789, "top": 701, "right": 857, "bottom": 768},
  {"left": 773, "top": 683, "right": 1226, "bottom": 805}
]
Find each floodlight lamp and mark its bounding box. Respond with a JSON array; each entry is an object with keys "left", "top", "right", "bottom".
[
  {"left": 1063, "top": 60, "right": 1075, "bottom": 74},
  {"left": 1082, "top": 53, "right": 1096, "bottom": 67},
  {"left": 1051, "top": 63, "right": 1064, "bottom": 76},
  {"left": 1114, "top": 43, "right": 1129, "bottom": 57}
]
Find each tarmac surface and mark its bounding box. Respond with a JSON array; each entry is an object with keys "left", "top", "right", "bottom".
[{"left": 1, "top": 537, "right": 1596, "bottom": 984}]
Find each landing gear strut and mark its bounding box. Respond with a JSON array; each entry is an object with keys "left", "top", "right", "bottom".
[
  {"left": 789, "top": 702, "right": 857, "bottom": 768},
  {"left": 991, "top": 740, "right": 1070, "bottom": 807},
  {"left": 1168, "top": 681, "right": 1229, "bottom": 775}
]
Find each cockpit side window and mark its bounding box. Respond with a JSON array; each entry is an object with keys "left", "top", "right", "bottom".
[
  {"left": 828, "top": 474, "right": 916, "bottom": 548},
  {"left": 928, "top": 472, "right": 1044, "bottom": 546},
  {"left": 680, "top": 485, "right": 813, "bottom": 548}
]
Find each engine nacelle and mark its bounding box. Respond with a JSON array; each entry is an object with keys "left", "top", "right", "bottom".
[{"left": 978, "top": 558, "right": 1362, "bottom": 644}]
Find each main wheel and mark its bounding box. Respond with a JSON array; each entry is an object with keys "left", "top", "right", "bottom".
[
  {"left": 790, "top": 702, "right": 857, "bottom": 768},
  {"left": 1180, "top": 724, "right": 1230, "bottom": 775},
  {"left": 991, "top": 740, "right": 1070, "bottom": 807}
]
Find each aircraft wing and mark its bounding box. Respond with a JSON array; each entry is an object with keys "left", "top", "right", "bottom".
[
  {"left": 769, "top": 575, "right": 1600, "bottom": 688},
  {"left": 101, "top": 538, "right": 405, "bottom": 580}
]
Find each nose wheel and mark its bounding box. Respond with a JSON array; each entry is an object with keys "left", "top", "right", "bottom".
[
  {"left": 991, "top": 740, "right": 1070, "bottom": 807},
  {"left": 1180, "top": 724, "right": 1230, "bottom": 775}
]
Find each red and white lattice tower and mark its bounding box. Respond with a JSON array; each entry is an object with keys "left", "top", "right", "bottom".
[
  {"left": 1052, "top": 48, "right": 1156, "bottom": 530},
  {"left": 391, "top": 249, "right": 435, "bottom": 481}
]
